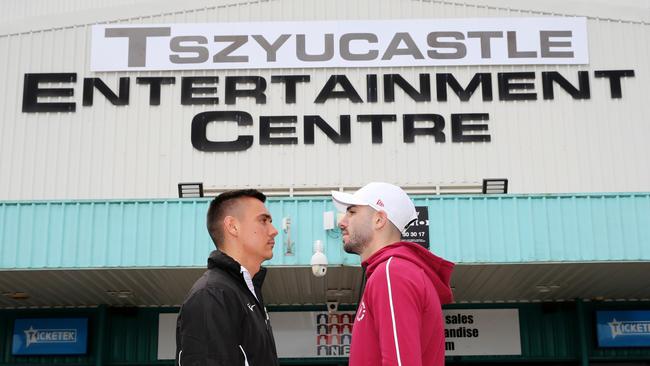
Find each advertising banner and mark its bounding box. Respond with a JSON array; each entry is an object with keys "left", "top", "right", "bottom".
[
  {"left": 12, "top": 318, "right": 88, "bottom": 355},
  {"left": 597, "top": 310, "right": 650, "bottom": 347}
]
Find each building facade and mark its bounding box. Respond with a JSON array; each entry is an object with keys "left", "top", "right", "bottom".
[{"left": 1, "top": 0, "right": 649, "bottom": 365}]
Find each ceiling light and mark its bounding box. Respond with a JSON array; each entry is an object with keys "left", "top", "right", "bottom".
[
  {"left": 536, "top": 284, "right": 561, "bottom": 293},
  {"left": 536, "top": 285, "right": 550, "bottom": 293},
  {"left": 3, "top": 292, "right": 30, "bottom": 300},
  {"left": 107, "top": 290, "right": 133, "bottom": 299},
  {"left": 326, "top": 289, "right": 353, "bottom": 298}
]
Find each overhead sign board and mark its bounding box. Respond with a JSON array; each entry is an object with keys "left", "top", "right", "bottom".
[{"left": 91, "top": 17, "right": 588, "bottom": 71}]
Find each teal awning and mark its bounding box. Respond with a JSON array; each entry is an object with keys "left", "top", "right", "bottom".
[{"left": 1, "top": 193, "right": 649, "bottom": 269}]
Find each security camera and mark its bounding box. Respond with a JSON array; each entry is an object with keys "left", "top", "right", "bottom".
[
  {"left": 311, "top": 252, "right": 328, "bottom": 277},
  {"left": 327, "top": 300, "right": 339, "bottom": 313},
  {"left": 311, "top": 240, "right": 328, "bottom": 277},
  {"left": 312, "top": 264, "right": 327, "bottom": 277}
]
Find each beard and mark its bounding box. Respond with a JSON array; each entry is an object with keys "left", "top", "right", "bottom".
[
  {"left": 343, "top": 240, "right": 363, "bottom": 254},
  {"left": 342, "top": 225, "right": 372, "bottom": 255}
]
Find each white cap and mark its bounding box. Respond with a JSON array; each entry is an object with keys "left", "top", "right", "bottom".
[{"left": 331, "top": 182, "right": 417, "bottom": 234}]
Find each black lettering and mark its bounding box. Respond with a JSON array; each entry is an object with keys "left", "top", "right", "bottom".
[
  {"left": 595, "top": 70, "right": 635, "bottom": 99},
  {"left": 191, "top": 111, "right": 253, "bottom": 152},
  {"left": 136, "top": 77, "right": 175, "bottom": 105},
  {"left": 403, "top": 114, "right": 445, "bottom": 143},
  {"left": 22, "top": 73, "right": 76, "bottom": 112},
  {"left": 181, "top": 77, "right": 218, "bottom": 105},
  {"left": 270, "top": 75, "right": 310, "bottom": 104},
  {"left": 445, "top": 326, "right": 480, "bottom": 338},
  {"left": 82, "top": 77, "right": 130, "bottom": 106},
  {"left": 451, "top": 113, "right": 490, "bottom": 142},
  {"left": 436, "top": 73, "right": 492, "bottom": 102},
  {"left": 315, "top": 75, "right": 363, "bottom": 103},
  {"left": 498, "top": 72, "right": 536, "bottom": 101},
  {"left": 225, "top": 76, "right": 267, "bottom": 105},
  {"left": 304, "top": 115, "right": 351, "bottom": 144},
  {"left": 383, "top": 74, "right": 431, "bottom": 102},
  {"left": 260, "top": 116, "right": 298, "bottom": 145},
  {"left": 542, "top": 71, "right": 590, "bottom": 100},
  {"left": 357, "top": 114, "right": 396, "bottom": 143},
  {"left": 367, "top": 74, "right": 378, "bottom": 103}
]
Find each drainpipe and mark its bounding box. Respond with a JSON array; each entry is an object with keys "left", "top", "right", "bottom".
[
  {"left": 94, "top": 305, "right": 107, "bottom": 366},
  {"left": 576, "top": 299, "right": 589, "bottom": 366}
]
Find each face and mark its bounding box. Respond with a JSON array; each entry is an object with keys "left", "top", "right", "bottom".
[
  {"left": 235, "top": 197, "right": 278, "bottom": 262},
  {"left": 338, "top": 205, "right": 375, "bottom": 255}
]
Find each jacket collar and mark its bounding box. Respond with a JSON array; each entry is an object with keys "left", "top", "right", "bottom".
[{"left": 207, "top": 250, "right": 267, "bottom": 287}]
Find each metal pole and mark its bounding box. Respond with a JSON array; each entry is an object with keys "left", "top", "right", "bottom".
[
  {"left": 94, "top": 305, "right": 107, "bottom": 366},
  {"left": 576, "top": 299, "right": 589, "bottom": 366}
]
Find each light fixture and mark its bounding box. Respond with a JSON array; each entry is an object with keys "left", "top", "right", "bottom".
[
  {"left": 178, "top": 182, "right": 204, "bottom": 198},
  {"left": 482, "top": 178, "right": 508, "bottom": 194},
  {"left": 2, "top": 291, "right": 30, "bottom": 300},
  {"left": 536, "top": 284, "right": 560, "bottom": 293},
  {"left": 326, "top": 289, "right": 353, "bottom": 298},
  {"left": 311, "top": 240, "right": 328, "bottom": 277},
  {"left": 107, "top": 290, "right": 133, "bottom": 299}
]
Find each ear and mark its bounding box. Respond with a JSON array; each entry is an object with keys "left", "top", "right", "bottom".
[
  {"left": 223, "top": 216, "right": 239, "bottom": 237},
  {"left": 374, "top": 211, "right": 389, "bottom": 230}
]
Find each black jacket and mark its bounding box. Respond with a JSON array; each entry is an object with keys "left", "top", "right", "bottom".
[{"left": 175, "top": 250, "right": 279, "bottom": 366}]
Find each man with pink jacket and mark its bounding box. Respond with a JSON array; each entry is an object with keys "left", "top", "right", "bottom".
[{"left": 332, "top": 182, "right": 455, "bottom": 366}]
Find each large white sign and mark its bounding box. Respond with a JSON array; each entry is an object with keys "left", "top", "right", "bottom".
[
  {"left": 443, "top": 309, "right": 521, "bottom": 356},
  {"left": 91, "top": 18, "right": 588, "bottom": 71},
  {"left": 157, "top": 313, "right": 177, "bottom": 360},
  {"left": 158, "top": 309, "right": 520, "bottom": 358},
  {"left": 270, "top": 309, "right": 520, "bottom": 358}
]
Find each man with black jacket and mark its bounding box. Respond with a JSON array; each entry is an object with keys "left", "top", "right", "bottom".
[{"left": 176, "top": 189, "right": 280, "bottom": 366}]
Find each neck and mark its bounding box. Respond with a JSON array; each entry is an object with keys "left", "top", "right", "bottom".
[
  {"left": 360, "top": 233, "right": 402, "bottom": 262},
  {"left": 220, "top": 245, "right": 261, "bottom": 277}
]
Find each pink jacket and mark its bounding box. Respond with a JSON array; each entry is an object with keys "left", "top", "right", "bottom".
[{"left": 349, "top": 242, "right": 454, "bottom": 366}]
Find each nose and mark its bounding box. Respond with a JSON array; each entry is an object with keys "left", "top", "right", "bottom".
[
  {"left": 339, "top": 215, "right": 348, "bottom": 229},
  {"left": 270, "top": 224, "right": 279, "bottom": 237}
]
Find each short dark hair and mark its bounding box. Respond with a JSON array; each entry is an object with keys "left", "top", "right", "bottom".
[{"left": 206, "top": 189, "right": 267, "bottom": 248}]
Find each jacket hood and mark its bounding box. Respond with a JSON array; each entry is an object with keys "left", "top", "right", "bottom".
[
  {"left": 207, "top": 250, "right": 267, "bottom": 288},
  {"left": 363, "top": 242, "right": 454, "bottom": 304}
]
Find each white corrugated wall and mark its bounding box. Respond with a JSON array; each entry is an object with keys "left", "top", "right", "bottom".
[{"left": 1, "top": 0, "right": 649, "bottom": 199}]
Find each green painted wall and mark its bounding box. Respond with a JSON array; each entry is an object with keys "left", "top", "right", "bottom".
[{"left": 1, "top": 301, "right": 649, "bottom": 365}]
